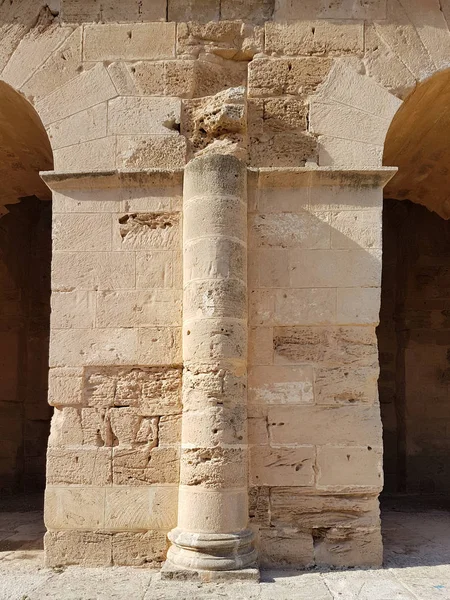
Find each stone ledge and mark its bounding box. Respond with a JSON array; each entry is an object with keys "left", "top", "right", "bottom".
[
  {"left": 40, "top": 169, "right": 184, "bottom": 191},
  {"left": 254, "top": 166, "right": 398, "bottom": 189}
]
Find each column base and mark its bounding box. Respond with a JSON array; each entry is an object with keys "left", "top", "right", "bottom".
[
  {"left": 161, "top": 561, "right": 259, "bottom": 582},
  {"left": 163, "top": 528, "right": 258, "bottom": 581}
]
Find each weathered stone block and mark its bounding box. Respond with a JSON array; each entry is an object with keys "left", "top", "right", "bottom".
[
  {"left": 248, "top": 486, "right": 270, "bottom": 526},
  {"left": 113, "top": 212, "right": 181, "bottom": 251},
  {"left": 250, "top": 446, "right": 315, "bottom": 487},
  {"left": 47, "top": 103, "right": 107, "bottom": 151},
  {"left": 83, "top": 366, "right": 182, "bottom": 415},
  {"left": 138, "top": 327, "right": 182, "bottom": 365},
  {"left": 268, "top": 405, "right": 382, "bottom": 446},
  {"left": 35, "top": 63, "right": 117, "bottom": 125},
  {"left": 314, "top": 526, "right": 382, "bottom": 567},
  {"left": 248, "top": 365, "right": 314, "bottom": 404},
  {"left": 248, "top": 327, "right": 274, "bottom": 366},
  {"left": 48, "top": 368, "right": 83, "bottom": 407},
  {"left": 46, "top": 448, "right": 112, "bottom": 486},
  {"left": 107, "top": 97, "right": 181, "bottom": 136},
  {"left": 45, "top": 530, "right": 112, "bottom": 567},
  {"left": 112, "top": 446, "right": 179, "bottom": 485},
  {"left": 44, "top": 486, "right": 105, "bottom": 530},
  {"left": 259, "top": 528, "right": 314, "bottom": 568},
  {"left": 51, "top": 291, "right": 96, "bottom": 329},
  {"left": 250, "top": 210, "right": 330, "bottom": 249},
  {"left": 52, "top": 251, "right": 136, "bottom": 292},
  {"left": 248, "top": 57, "right": 331, "bottom": 97},
  {"left": 83, "top": 23, "right": 176, "bottom": 61},
  {"left": 317, "top": 446, "right": 383, "bottom": 491},
  {"left": 168, "top": 0, "right": 220, "bottom": 22},
  {"left": 96, "top": 290, "right": 182, "bottom": 328},
  {"left": 112, "top": 530, "right": 168, "bottom": 566},
  {"left": 177, "top": 21, "right": 263, "bottom": 60},
  {"left": 180, "top": 447, "right": 247, "bottom": 488},
  {"left": 54, "top": 136, "right": 116, "bottom": 172},
  {"left": 52, "top": 213, "right": 111, "bottom": 252},
  {"left": 116, "top": 135, "right": 186, "bottom": 169},
  {"left": 265, "top": 21, "right": 364, "bottom": 56}
]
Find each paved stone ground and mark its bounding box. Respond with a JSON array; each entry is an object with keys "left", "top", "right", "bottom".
[{"left": 2, "top": 495, "right": 450, "bottom": 599}]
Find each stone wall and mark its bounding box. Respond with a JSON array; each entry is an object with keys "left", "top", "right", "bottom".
[
  {"left": 0, "top": 198, "right": 52, "bottom": 493},
  {"left": 0, "top": 0, "right": 449, "bottom": 573},
  {"left": 379, "top": 199, "right": 450, "bottom": 494}
]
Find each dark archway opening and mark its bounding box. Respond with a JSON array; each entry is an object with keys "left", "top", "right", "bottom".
[
  {"left": 379, "top": 70, "right": 450, "bottom": 565},
  {"left": 0, "top": 82, "right": 53, "bottom": 502}
]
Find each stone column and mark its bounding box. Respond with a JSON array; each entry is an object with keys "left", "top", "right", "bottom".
[{"left": 164, "top": 154, "right": 257, "bottom": 579}]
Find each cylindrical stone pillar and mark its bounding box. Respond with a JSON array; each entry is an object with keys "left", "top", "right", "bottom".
[{"left": 165, "top": 154, "right": 257, "bottom": 577}]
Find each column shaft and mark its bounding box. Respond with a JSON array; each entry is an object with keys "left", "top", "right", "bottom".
[{"left": 165, "top": 154, "right": 257, "bottom": 576}]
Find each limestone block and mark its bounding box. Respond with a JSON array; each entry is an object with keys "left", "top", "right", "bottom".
[
  {"left": 270, "top": 490, "right": 380, "bottom": 529},
  {"left": 309, "top": 186, "right": 383, "bottom": 212},
  {"left": 248, "top": 57, "right": 332, "bottom": 97},
  {"left": 109, "top": 408, "right": 158, "bottom": 449},
  {"left": 21, "top": 27, "right": 83, "bottom": 102},
  {"left": 115, "top": 60, "right": 164, "bottom": 96},
  {"left": 48, "top": 369, "right": 83, "bottom": 407},
  {"left": 314, "top": 362, "right": 379, "bottom": 405},
  {"left": 116, "top": 135, "right": 186, "bottom": 169},
  {"left": 112, "top": 446, "right": 179, "bottom": 485},
  {"left": 168, "top": 0, "right": 220, "bottom": 22},
  {"left": 317, "top": 446, "right": 383, "bottom": 491},
  {"left": 83, "top": 23, "right": 176, "bottom": 61},
  {"left": 374, "top": 0, "right": 443, "bottom": 80},
  {"left": 364, "top": 24, "right": 416, "bottom": 98},
  {"left": 310, "top": 101, "right": 391, "bottom": 146},
  {"left": 314, "top": 526, "right": 382, "bottom": 567},
  {"left": 166, "top": 58, "right": 247, "bottom": 98},
  {"left": 184, "top": 280, "right": 246, "bottom": 321},
  {"left": 53, "top": 188, "right": 123, "bottom": 213},
  {"left": 83, "top": 366, "right": 182, "bottom": 415},
  {"left": 1, "top": 24, "right": 74, "bottom": 90},
  {"left": 136, "top": 251, "right": 176, "bottom": 289},
  {"left": 113, "top": 212, "right": 181, "bottom": 251},
  {"left": 288, "top": 248, "right": 382, "bottom": 288},
  {"left": 80, "top": 408, "right": 113, "bottom": 446},
  {"left": 52, "top": 251, "right": 135, "bottom": 291},
  {"left": 44, "top": 486, "right": 105, "bottom": 530},
  {"left": 96, "top": 290, "right": 182, "bottom": 328},
  {"left": 248, "top": 365, "right": 314, "bottom": 404},
  {"left": 180, "top": 447, "right": 247, "bottom": 488},
  {"left": 274, "top": 0, "right": 387, "bottom": 20},
  {"left": 249, "top": 132, "right": 318, "bottom": 168},
  {"left": 50, "top": 328, "right": 138, "bottom": 367},
  {"left": 45, "top": 530, "right": 112, "bottom": 567},
  {"left": 108, "top": 97, "right": 181, "bottom": 136},
  {"left": 181, "top": 405, "right": 247, "bottom": 447},
  {"left": 265, "top": 21, "right": 363, "bottom": 56},
  {"left": 54, "top": 136, "right": 116, "bottom": 172},
  {"left": 273, "top": 324, "right": 378, "bottom": 366},
  {"left": 250, "top": 446, "right": 315, "bottom": 486},
  {"left": 268, "top": 405, "right": 382, "bottom": 446},
  {"left": 249, "top": 486, "right": 270, "bottom": 526},
  {"left": 176, "top": 488, "right": 249, "bottom": 533},
  {"left": 112, "top": 531, "right": 168, "bottom": 566},
  {"left": 53, "top": 213, "right": 111, "bottom": 252},
  {"left": 100, "top": 0, "right": 167, "bottom": 22},
  {"left": 336, "top": 287, "right": 381, "bottom": 325},
  {"left": 47, "top": 103, "right": 107, "bottom": 150},
  {"left": 177, "top": 21, "right": 263, "bottom": 60},
  {"left": 123, "top": 186, "right": 182, "bottom": 213},
  {"left": 183, "top": 319, "right": 247, "bottom": 365},
  {"left": 315, "top": 62, "right": 401, "bottom": 120},
  {"left": 182, "top": 87, "right": 247, "bottom": 159},
  {"left": 248, "top": 416, "right": 269, "bottom": 446},
  {"left": 159, "top": 415, "right": 182, "bottom": 446},
  {"left": 46, "top": 447, "right": 112, "bottom": 485},
  {"left": 182, "top": 366, "right": 246, "bottom": 410},
  {"left": 184, "top": 238, "right": 245, "bottom": 284},
  {"left": 51, "top": 291, "right": 96, "bottom": 329},
  {"left": 248, "top": 327, "right": 274, "bottom": 366},
  {"left": 184, "top": 196, "right": 246, "bottom": 242},
  {"left": 138, "top": 327, "right": 182, "bottom": 366},
  {"left": 319, "top": 136, "right": 383, "bottom": 168},
  {"left": 221, "top": 0, "right": 274, "bottom": 23},
  {"left": 272, "top": 288, "right": 337, "bottom": 326},
  {"left": 330, "top": 209, "right": 382, "bottom": 249},
  {"left": 259, "top": 528, "right": 314, "bottom": 568},
  {"left": 250, "top": 211, "right": 330, "bottom": 249},
  {"left": 105, "top": 485, "right": 178, "bottom": 531},
  {"left": 261, "top": 97, "right": 308, "bottom": 133},
  {"left": 35, "top": 63, "right": 117, "bottom": 125},
  {"left": 48, "top": 407, "right": 83, "bottom": 446}
]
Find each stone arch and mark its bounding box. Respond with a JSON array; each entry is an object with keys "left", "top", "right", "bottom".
[{"left": 0, "top": 78, "right": 53, "bottom": 493}]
